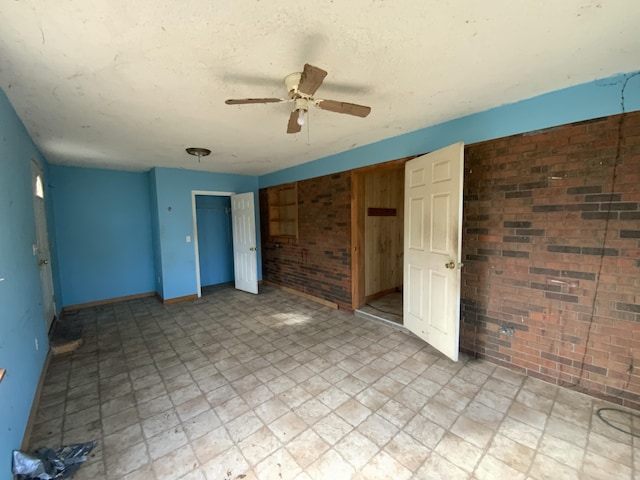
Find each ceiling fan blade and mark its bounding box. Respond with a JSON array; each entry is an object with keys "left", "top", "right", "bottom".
[
  {"left": 225, "top": 98, "right": 286, "bottom": 105},
  {"left": 297, "top": 64, "right": 327, "bottom": 96},
  {"left": 287, "top": 110, "right": 302, "bottom": 134},
  {"left": 316, "top": 99, "right": 372, "bottom": 118}
]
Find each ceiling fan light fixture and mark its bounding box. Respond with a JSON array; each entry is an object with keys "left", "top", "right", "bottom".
[
  {"left": 185, "top": 147, "right": 211, "bottom": 163},
  {"left": 296, "top": 109, "right": 306, "bottom": 126}
]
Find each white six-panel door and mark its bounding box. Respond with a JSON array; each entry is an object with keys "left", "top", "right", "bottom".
[
  {"left": 31, "top": 159, "right": 56, "bottom": 330},
  {"left": 404, "top": 142, "right": 464, "bottom": 361},
  {"left": 231, "top": 192, "right": 258, "bottom": 294}
]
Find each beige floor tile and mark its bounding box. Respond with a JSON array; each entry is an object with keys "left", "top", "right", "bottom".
[
  {"left": 269, "top": 411, "right": 308, "bottom": 442},
  {"left": 521, "top": 376, "right": 558, "bottom": 399},
  {"left": 201, "top": 445, "right": 250, "bottom": 480},
  {"left": 432, "top": 386, "right": 471, "bottom": 412},
  {"left": 175, "top": 394, "right": 210, "bottom": 422},
  {"left": 552, "top": 400, "right": 592, "bottom": 427},
  {"left": 312, "top": 412, "right": 353, "bottom": 445},
  {"left": 486, "top": 433, "right": 535, "bottom": 473},
  {"left": 26, "top": 287, "right": 640, "bottom": 480},
  {"left": 544, "top": 415, "right": 589, "bottom": 448},
  {"left": 285, "top": 428, "right": 329, "bottom": 469},
  {"left": 334, "top": 397, "right": 372, "bottom": 427},
  {"left": 152, "top": 444, "right": 198, "bottom": 480},
  {"left": 306, "top": 449, "right": 354, "bottom": 480},
  {"left": 183, "top": 409, "right": 221, "bottom": 441},
  {"left": 358, "top": 450, "right": 413, "bottom": 480},
  {"left": 538, "top": 433, "right": 585, "bottom": 470},
  {"left": 122, "top": 464, "right": 154, "bottom": 480},
  {"left": 137, "top": 394, "right": 173, "bottom": 420},
  {"left": 226, "top": 411, "right": 264, "bottom": 443},
  {"left": 190, "top": 425, "right": 234, "bottom": 464},
  {"left": 146, "top": 424, "right": 188, "bottom": 460},
  {"left": 508, "top": 401, "right": 548, "bottom": 430},
  {"left": 421, "top": 399, "right": 461, "bottom": 429},
  {"left": 316, "top": 386, "right": 350, "bottom": 410},
  {"left": 355, "top": 413, "right": 398, "bottom": 447},
  {"left": 238, "top": 425, "right": 282, "bottom": 465},
  {"left": 104, "top": 441, "right": 150, "bottom": 479},
  {"left": 383, "top": 431, "right": 431, "bottom": 472},
  {"left": 334, "top": 430, "right": 379, "bottom": 469},
  {"left": 497, "top": 416, "right": 543, "bottom": 450},
  {"left": 474, "top": 387, "right": 513, "bottom": 414},
  {"left": 255, "top": 448, "right": 302, "bottom": 480},
  {"left": 103, "top": 423, "right": 144, "bottom": 456},
  {"left": 142, "top": 409, "right": 180, "bottom": 439},
  {"left": 404, "top": 414, "right": 446, "bottom": 449},
  {"left": 474, "top": 454, "right": 525, "bottom": 480},
  {"left": 582, "top": 450, "right": 633, "bottom": 480},
  {"left": 102, "top": 407, "right": 140, "bottom": 436},
  {"left": 415, "top": 452, "right": 470, "bottom": 480},
  {"left": 378, "top": 398, "right": 415, "bottom": 428},
  {"left": 293, "top": 398, "right": 331, "bottom": 426},
  {"left": 434, "top": 432, "right": 483, "bottom": 472},
  {"left": 451, "top": 415, "right": 495, "bottom": 449}
]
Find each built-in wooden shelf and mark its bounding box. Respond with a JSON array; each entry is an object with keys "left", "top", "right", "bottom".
[{"left": 268, "top": 183, "right": 298, "bottom": 240}]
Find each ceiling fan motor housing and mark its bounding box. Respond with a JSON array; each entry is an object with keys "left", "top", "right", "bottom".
[{"left": 285, "top": 72, "right": 303, "bottom": 98}]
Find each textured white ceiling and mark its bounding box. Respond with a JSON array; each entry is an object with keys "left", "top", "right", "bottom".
[{"left": 0, "top": 1, "right": 638, "bottom": 175}]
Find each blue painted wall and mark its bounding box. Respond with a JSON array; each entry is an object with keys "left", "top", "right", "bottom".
[
  {"left": 0, "top": 90, "right": 51, "bottom": 476},
  {"left": 151, "top": 167, "right": 260, "bottom": 300},
  {"left": 260, "top": 72, "right": 640, "bottom": 187},
  {"left": 50, "top": 165, "right": 156, "bottom": 306},
  {"left": 196, "top": 195, "right": 234, "bottom": 286}
]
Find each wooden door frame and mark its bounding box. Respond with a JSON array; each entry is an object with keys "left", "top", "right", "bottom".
[{"left": 350, "top": 156, "right": 415, "bottom": 310}]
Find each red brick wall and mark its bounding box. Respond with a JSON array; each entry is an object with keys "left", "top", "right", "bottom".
[
  {"left": 461, "top": 111, "right": 640, "bottom": 409},
  {"left": 260, "top": 111, "right": 640, "bottom": 408},
  {"left": 260, "top": 172, "right": 352, "bottom": 308}
]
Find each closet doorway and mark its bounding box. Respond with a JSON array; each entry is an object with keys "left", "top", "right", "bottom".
[{"left": 352, "top": 159, "right": 407, "bottom": 325}]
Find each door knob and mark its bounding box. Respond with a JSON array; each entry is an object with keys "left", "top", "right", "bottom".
[
  {"left": 445, "top": 261, "right": 455, "bottom": 269},
  {"left": 249, "top": 247, "right": 255, "bottom": 252},
  {"left": 39, "top": 259, "right": 48, "bottom": 266}
]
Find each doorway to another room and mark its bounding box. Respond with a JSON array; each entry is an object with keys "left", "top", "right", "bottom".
[
  {"left": 194, "top": 194, "right": 234, "bottom": 293},
  {"left": 192, "top": 190, "right": 259, "bottom": 297},
  {"left": 352, "top": 143, "right": 465, "bottom": 362},
  {"left": 352, "top": 161, "right": 406, "bottom": 325}
]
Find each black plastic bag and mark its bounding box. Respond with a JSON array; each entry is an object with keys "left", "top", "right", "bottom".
[{"left": 12, "top": 441, "right": 96, "bottom": 479}]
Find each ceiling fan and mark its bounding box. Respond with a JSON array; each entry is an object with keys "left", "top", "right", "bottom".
[{"left": 225, "top": 64, "right": 372, "bottom": 134}]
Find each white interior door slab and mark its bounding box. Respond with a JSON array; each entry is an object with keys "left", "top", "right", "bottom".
[
  {"left": 31, "top": 159, "right": 56, "bottom": 330},
  {"left": 404, "top": 142, "right": 464, "bottom": 361},
  {"left": 231, "top": 192, "right": 258, "bottom": 294}
]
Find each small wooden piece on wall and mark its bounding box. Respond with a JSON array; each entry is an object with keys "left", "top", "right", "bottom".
[
  {"left": 0, "top": 368, "right": 6, "bottom": 384},
  {"left": 368, "top": 207, "right": 397, "bottom": 217}
]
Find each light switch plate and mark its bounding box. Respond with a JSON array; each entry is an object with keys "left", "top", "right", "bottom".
[{"left": 186, "top": 236, "right": 191, "bottom": 243}]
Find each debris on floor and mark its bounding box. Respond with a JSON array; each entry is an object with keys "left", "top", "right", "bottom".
[
  {"left": 12, "top": 441, "right": 96, "bottom": 479},
  {"left": 48, "top": 312, "right": 83, "bottom": 356}
]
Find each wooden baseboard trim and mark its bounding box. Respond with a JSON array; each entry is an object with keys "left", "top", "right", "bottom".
[
  {"left": 21, "top": 348, "right": 52, "bottom": 449},
  {"left": 266, "top": 282, "right": 339, "bottom": 309},
  {"left": 62, "top": 291, "right": 156, "bottom": 312},
  {"left": 162, "top": 293, "right": 198, "bottom": 305},
  {"left": 365, "top": 287, "right": 401, "bottom": 303}
]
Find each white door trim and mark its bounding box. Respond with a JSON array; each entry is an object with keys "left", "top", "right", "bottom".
[{"left": 191, "top": 190, "right": 234, "bottom": 298}]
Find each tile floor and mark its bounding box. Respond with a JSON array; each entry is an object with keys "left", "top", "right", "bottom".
[{"left": 29, "top": 285, "right": 639, "bottom": 479}]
